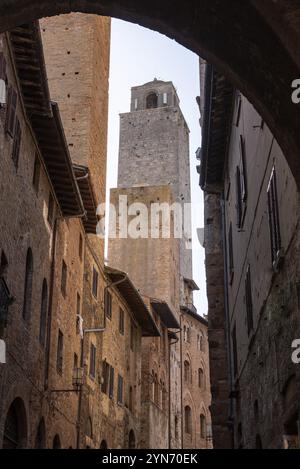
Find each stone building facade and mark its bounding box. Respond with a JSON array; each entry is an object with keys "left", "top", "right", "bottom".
[
  {"left": 200, "top": 61, "right": 300, "bottom": 449},
  {"left": 109, "top": 79, "right": 212, "bottom": 448}
]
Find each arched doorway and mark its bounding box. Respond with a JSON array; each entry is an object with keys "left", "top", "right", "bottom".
[
  {"left": 128, "top": 429, "right": 136, "bottom": 449},
  {"left": 0, "top": 2, "right": 299, "bottom": 186},
  {"left": 100, "top": 439, "right": 108, "bottom": 449},
  {"left": 35, "top": 418, "right": 46, "bottom": 449},
  {"left": 2, "top": 398, "right": 27, "bottom": 449},
  {"left": 52, "top": 434, "right": 61, "bottom": 449}
]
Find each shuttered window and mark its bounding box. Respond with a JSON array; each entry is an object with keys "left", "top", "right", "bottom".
[
  {"left": 228, "top": 222, "right": 234, "bottom": 283},
  {"left": 89, "top": 343, "right": 96, "bottom": 379},
  {"left": 56, "top": 330, "right": 64, "bottom": 374},
  {"left": 119, "top": 308, "right": 124, "bottom": 335},
  {"left": 235, "top": 136, "right": 247, "bottom": 229},
  {"left": 92, "top": 267, "right": 98, "bottom": 298},
  {"left": 61, "top": 260, "right": 67, "bottom": 297},
  {"left": 101, "top": 361, "right": 110, "bottom": 394},
  {"left": 11, "top": 118, "right": 21, "bottom": 169},
  {"left": 245, "top": 265, "right": 253, "bottom": 335},
  {"left": 104, "top": 290, "right": 112, "bottom": 319},
  {"left": 267, "top": 167, "right": 281, "bottom": 265},
  {"left": 5, "top": 86, "right": 17, "bottom": 137}
]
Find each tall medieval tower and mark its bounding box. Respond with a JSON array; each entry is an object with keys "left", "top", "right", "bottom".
[{"left": 109, "top": 79, "right": 198, "bottom": 448}]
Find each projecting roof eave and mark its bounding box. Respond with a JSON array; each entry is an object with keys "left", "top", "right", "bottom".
[
  {"left": 200, "top": 63, "right": 235, "bottom": 194},
  {"left": 104, "top": 266, "right": 160, "bottom": 337},
  {"left": 180, "top": 305, "right": 208, "bottom": 327},
  {"left": 30, "top": 103, "right": 84, "bottom": 217},
  {"left": 183, "top": 277, "right": 200, "bottom": 291},
  {"left": 73, "top": 164, "right": 98, "bottom": 234},
  {"left": 151, "top": 299, "right": 180, "bottom": 329}
]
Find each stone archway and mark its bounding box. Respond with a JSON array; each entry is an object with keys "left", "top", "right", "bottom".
[
  {"left": 2, "top": 397, "right": 28, "bottom": 449},
  {"left": 0, "top": 1, "right": 300, "bottom": 185}
]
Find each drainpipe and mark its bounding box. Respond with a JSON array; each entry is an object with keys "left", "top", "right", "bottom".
[
  {"left": 168, "top": 331, "right": 179, "bottom": 449},
  {"left": 220, "top": 193, "right": 235, "bottom": 448},
  {"left": 76, "top": 270, "right": 127, "bottom": 448}
]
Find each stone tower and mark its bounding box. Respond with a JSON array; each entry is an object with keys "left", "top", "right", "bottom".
[
  {"left": 117, "top": 79, "right": 193, "bottom": 303},
  {"left": 109, "top": 79, "right": 197, "bottom": 448}
]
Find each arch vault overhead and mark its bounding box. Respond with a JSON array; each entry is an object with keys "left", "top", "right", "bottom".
[{"left": 0, "top": 1, "right": 300, "bottom": 183}]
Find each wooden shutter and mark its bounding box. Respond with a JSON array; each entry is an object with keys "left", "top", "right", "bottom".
[
  {"left": 117, "top": 375, "right": 123, "bottom": 404},
  {"left": 101, "top": 361, "right": 109, "bottom": 393},
  {"left": 11, "top": 118, "right": 21, "bottom": 169},
  {"left": 5, "top": 86, "right": 17, "bottom": 137}
]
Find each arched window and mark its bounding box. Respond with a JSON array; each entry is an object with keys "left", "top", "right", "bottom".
[
  {"left": 198, "top": 368, "right": 205, "bottom": 389},
  {"left": 52, "top": 434, "right": 61, "bottom": 449},
  {"left": 100, "top": 439, "right": 108, "bottom": 449},
  {"left": 39, "top": 279, "right": 48, "bottom": 346},
  {"left": 184, "top": 360, "right": 191, "bottom": 383},
  {"left": 3, "top": 398, "right": 27, "bottom": 449},
  {"left": 199, "top": 333, "right": 204, "bottom": 352},
  {"left": 22, "top": 248, "right": 33, "bottom": 320},
  {"left": 128, "top": 429, "right": 136, "bottom": 449},
  {"left": 35, "top": 418, "right": 46, "bottom": 449},
  {"left": 184, "top": 406, "right": 192, "bottom": 434},
  {"left": 200, "top": 414, "right": 206, "bottom": 439},
  {"left": 146, "top": 93, "right": 158, "bottom": 109}
]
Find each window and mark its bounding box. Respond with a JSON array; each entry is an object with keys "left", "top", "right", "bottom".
[
  {"left": 89, "top": 343, "right": 96, "bottom": 379},
  {"left": 228, "top": 222, "right": 234, "bottom": 283},
  {"left": 183, "top": 325, "right": 187, "bottom": 342},
  {"left": 232, "top": 324, "right": 238, "bottom": 377},
  {"left": 117, "top": 374, "right": 123, "bottom": 404},
  {"left": 235, "top": 136, "right": 247, "bottom": 229},
  {"left": 245, "top": 265, "right": 254, "bottom": 335},
  {"left": 79, "top": 233, "right": 83, "bottom": 261},
  {"left": 22, "top": 248, "right": 33, "bottom": 320},
  {"left": 163, "top": 92, "right": 168, "bottom": 105},
  {"left": 109, "top": 365, "right": 114, "bottom": 399},
  {"left": 61, "top": 260, "right": 67, "bottom": 297},
  {"left": 101, "top": 361, "right": 110, "bottom": 394},
  {"left": 198, "top": 368, "right": 204, "bottom": 389},
  {"left": 92, "top": 267, "right": 98, "bottom": 298},
  {"left": 12, "top": 118, "right": 21, "bottom": 169},
  {"left": 76, "top": 292, "right": 81, "bottom": 316},
  {"left": 146, "top": 93, "right": 158, "bottom": 109},
  {"left": 56, "top": 330, "right": 64, "bottom": 374},
  {"left": 5, "top": 86, "right": 17, "bottom": 137},
  {"left": 39, "top": 279, "right": 48, "bottom": 346},
  {"left": 200, "top": 414, "right": 206, "bottom": 439},
  {"left": 47, "top": 192, "right": 55, "bottom": 228},
  {"left": 184, "top": 406, "right": 192, "bottom": 434},
  {"left": 104, "top": 289, "right": 112, "bottom": 318},
  {"left": 134, "top": 98, "right": 138, "bottom": 110},
  {"left": 0, "top": 53, "right": 6, "bottom": 105},
  {"left": 119, "top": 308, "right": 125, "bottom": 335},
  {"left": 267, "top": 167, "right": 282, "bottom": 266},
  {"left": 32, "top": 154, "right": 41, "bottom": 194},
  {"left": 184, "top": 360, "right": 191, "bottom": 383}
]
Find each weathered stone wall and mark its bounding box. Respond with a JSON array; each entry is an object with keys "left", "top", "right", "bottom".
[{"left": 181, "top": 312, "right": 212, "bottom": 449}]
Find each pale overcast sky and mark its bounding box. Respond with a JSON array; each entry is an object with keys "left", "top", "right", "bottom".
[{"left": 106, "top": 18, "right": 207, "bottom": 315}]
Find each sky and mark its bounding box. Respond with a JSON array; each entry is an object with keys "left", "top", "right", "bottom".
[{"left": 106, "top": 18, "right": 207, "bottom": 315}]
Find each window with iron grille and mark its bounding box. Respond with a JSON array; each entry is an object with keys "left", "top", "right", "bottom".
[
  {"left": 61, "top": 260, "right": 67, "bottom": 297},
  {"left": 228, "top": 222, "right": 234, "bottom": 283},
  {"left": 92, "top": 267, "right": 98, "bottom": 299},
  {"left": 104, "top": 289, "right": 112, "bottom": 319},
  {"left": 119, "top": 308, "right": 124, "bottom": 335},
  {"left": 89, "top": 343, "right": 96, "bottom": 379},
  {"left": 245, "top": 266, "right": 253, "bottom": 335},
  {"left": 267, "top": 167, "right": 282, "bottom": 266},
  {"left": 56, "top": 330, "right": 64, "bottom": 374},
  {"left": 117, "top": 374, "right": 123, "bottom": 404}
]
